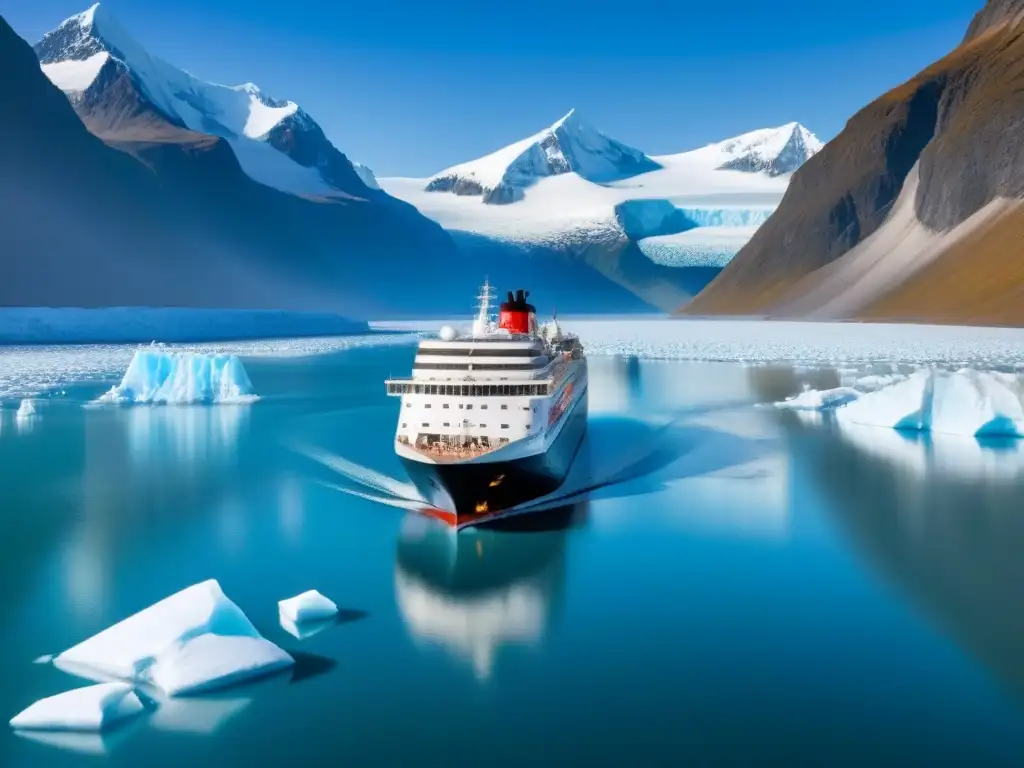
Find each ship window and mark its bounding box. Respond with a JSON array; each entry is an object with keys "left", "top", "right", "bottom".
[
  {"left": 443, "top": 403, "right": 449, "bottom": 409},
  {"left": 459, "top": 404, "right": 464, "bottom": 409},
  {"left": 466, "top": 404, "right": 473, "bottom": 410},
  {"left": 526, "top": 425, "right": 531, "bottom": 429},
  {"left": 501, "top": 424, "right": 509, "bottom": 429},
  {"left": 501, "top": 404, "right": 508, "bottom": 410},
  {"left": 481, "top": 404, "right": 488, "bottom": 410},
  {"left": 422, "top": 423, "right": 429, "bottom": 427},
  {"left": 443, "top": 422, "right": 450, "bottom": 427},
  {"left": 405, "top": 402, "right": 412, "bottom": 407},
  {"left": 401, "top": 423, "right": 407, "bottom": 428},
  {"left": 480, "top": 423, "right": 486, "bottom": 428},
  {"left": 425, "top": 404, "right": 431, "bottom": 408}
]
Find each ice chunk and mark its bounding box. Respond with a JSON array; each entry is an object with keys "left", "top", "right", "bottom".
[
  {"left": 147, "top": 635, "right": 294, "bottom": 696},
  {"left": 836, "top": 369, "right": 1024, "bottom": 437},
  {"left": 97, "top": 349, "right": 257, "bottom": 405},
  {"left": 16, "top": 398, "right": 37, "bottom": 419},
  {"left": 54, "top": 579, "right": 293, "bottom": 695},
  {"left": 278, "top": 590, "right": 339, "bottom": 625},
  {"left": 9, "top": 683, "right": 143, "bottom": 732},
  {"left": 774, "top": 386, "right": 860, "bottom": 411}
]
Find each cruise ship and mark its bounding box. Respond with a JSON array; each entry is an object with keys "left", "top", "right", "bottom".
[{"left": 386, "top": 281, "right": 588, "bottom": 528}]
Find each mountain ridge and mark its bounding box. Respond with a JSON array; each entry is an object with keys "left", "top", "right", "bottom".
[{"left": 36, "top": 3, "right": 378, "bottom": 197}]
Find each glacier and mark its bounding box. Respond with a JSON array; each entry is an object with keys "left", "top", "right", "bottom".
[
  {"left": 97, "top": 349, "right": 257, "bottom": 405},
  {"left": 381, "top": 117, "right": 821, "bottom": 310},
  {"left": 52, "top": 579, "right": 294, "bottom": 696},
  {"left": 9, "top": 683, "right": 144, "bottom": 732},
  {"left": 637, "top": 227, "right": 759, "bottom": 268}
]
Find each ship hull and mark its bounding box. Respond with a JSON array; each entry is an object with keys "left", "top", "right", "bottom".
[{"left": 401, "top": 388, "right": 588, "bottom": 528}]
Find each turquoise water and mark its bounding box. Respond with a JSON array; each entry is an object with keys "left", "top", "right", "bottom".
[{"left": 3, "top": 346, "right": 1024, "bottom": 765}]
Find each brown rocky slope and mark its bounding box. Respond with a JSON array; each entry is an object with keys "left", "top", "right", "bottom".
[{"left": 684, "top": 0, "right": 1024, "bottom": 326}]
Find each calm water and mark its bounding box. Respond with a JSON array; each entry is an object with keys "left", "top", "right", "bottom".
[{"left": 3, "top": 345, "right": 1024, "bottom": 766}]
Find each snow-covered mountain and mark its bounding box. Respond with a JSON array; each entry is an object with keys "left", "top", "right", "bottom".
[
  {"left": 692, "top": 122, "right": 824, "bottom": 176},
  {"left": 35, "top": 4, "right": 378, "bottom": 198},
  {"left": 424, "top": 109, "right": 661, "bottom": 204},
  {"left": 381, "top": 116, "right": 823, "bottom": 309}
]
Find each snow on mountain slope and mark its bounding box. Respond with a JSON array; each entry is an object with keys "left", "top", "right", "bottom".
[
  {"left": 35, "top": 4, "right": 378, "bottom": 198},
  {"left": 678, "top": 122, "right": 824, "bottom": 176},
  {"left": 424, "top": 110, "right": 662, "bottom": 204},
  {"left": 40, "top": 50, "right": 108, "bottom": 92},
  {"left": 382, "top": 120, "right": 814, "bottom": 253}
]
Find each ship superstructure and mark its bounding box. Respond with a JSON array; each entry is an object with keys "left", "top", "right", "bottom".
[{"left": 385, "top": 281, "right": 588, "bottom": 527}]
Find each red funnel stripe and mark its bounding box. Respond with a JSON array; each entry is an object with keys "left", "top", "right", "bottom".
[{"left": 499, "top": 310, "right": 531, "bottom": 334}]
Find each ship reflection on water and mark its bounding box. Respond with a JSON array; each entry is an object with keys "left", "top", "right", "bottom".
[{"left": 394, "top": 503, "right": 586, "bottom": 679}]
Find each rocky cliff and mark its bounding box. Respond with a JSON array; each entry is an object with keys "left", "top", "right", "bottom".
[{"left": 685, "top": 0, "right": 1024, "bottom": 326}]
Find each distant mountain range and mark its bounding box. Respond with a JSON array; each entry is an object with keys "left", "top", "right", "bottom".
[
  {"left": 688, "top": 0, "right": 1024, "bottom": 326},
  {"left": 383, "top": 116, "right": 822, "bottom": 310}
]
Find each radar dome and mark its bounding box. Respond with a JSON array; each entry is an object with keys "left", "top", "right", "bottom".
[{"left": 439, "top": 325, "right": 458, "bottom": 341}]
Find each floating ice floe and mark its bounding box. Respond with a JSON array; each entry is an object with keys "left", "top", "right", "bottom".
[
  {"left": 96, "top": 349, "right": 258, "bottom": 405},
  {"left": 773, "top": 386, "right": 861, "bottom": 411},
  {"left": 16, "top": 398, "right": 37, "bottom": 419},
  {"left": 278, "top": 590, "right": 338, "bottom": 624},
  {"left": 836, "top": 369, "right": 1024, "bottom": 437},
  {"left": 9, "top": 682, "right": 144, "bottom": 732},
  {"left": 774, "top": 369, "right": 1024, "bottom": 438},
  {"left": 53, "top": 579, "right": 294, "bottom": 696}
]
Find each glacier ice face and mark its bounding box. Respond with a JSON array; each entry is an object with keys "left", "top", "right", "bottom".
[
  {"left": 278, "top": 590, "right": 339, "bottom": 625},
  {"left": 9, "top": 682, "right": 143, "bottom": 732},
  {"left": 97, "top": 349, "right": 257, "bottom": 405},
  {"left": 53, "top": 579, "right": 294, "bottom": 695}
]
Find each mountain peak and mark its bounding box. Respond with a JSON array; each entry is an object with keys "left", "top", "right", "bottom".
[
  {"left": 964, "top": 0, "right": 1024, "bottom": 41},
  {"left": 710, "top": 122, "right": 824, "bottom": 176},
  {"left": 425, "top": 110, "right": 660, "bottom": 204}
]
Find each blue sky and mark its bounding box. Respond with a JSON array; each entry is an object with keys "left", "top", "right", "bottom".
[{"left": 8, "top": 0, "right": 981, "bottom": 176}]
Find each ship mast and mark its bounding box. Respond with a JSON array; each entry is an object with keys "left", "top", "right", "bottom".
[{"left": 471, "top": 278, "right": 494, "bottom": 337}]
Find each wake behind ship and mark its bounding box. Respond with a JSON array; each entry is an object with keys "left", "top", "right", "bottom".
[{"left": 385, "top": 281, "right": 588, "bottom": 528}]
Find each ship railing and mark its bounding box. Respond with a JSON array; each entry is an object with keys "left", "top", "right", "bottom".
[
  {"left": 400, "top": 433, "right": 512, "bottom": 462},
  {"left": 385, "top": 379, "right": 555, "bottom": 397}
]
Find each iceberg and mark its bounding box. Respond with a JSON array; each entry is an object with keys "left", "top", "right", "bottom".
[
  {"left": 53, "top": 579, "right": 294, "bottom": 696},
  {"left": 146, "top": 634, "right": 294, "bottom": 696},
  {"left": 16, "top": 398, "right": 37, "bottom": 419},
  {"left": 9, "top": 683, "right": 143, "bottom": 732},
  {"left": 97, "top": 349, "right": 257, "bottom": 405},
  {"left": 278, "top": 590, "right": 338, "bottom": 625},
  {"left": 835, "top": 369, "right": 1024, "bottom": 437}
]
